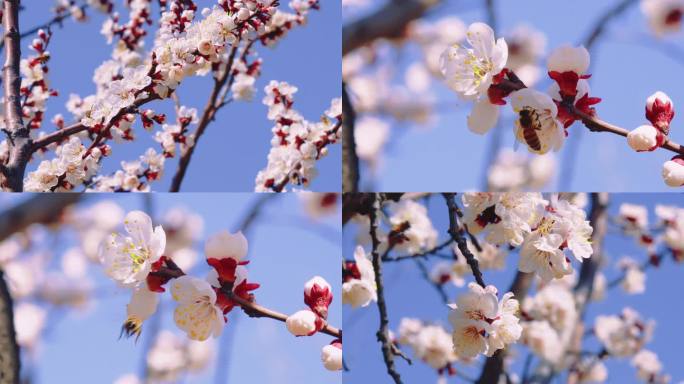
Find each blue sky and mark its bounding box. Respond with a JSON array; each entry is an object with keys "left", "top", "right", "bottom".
[
  {"left": 20, "top": 0, "right": 340, "bottom": 192},
  {"left": 345, "top": 0, "right": 684, "bottom": 192},
  {"left": 0, "top": 193, "right": 341, "bottom": 384},
  {"left": 342, "top": 194, "right": 684, "bottom": 383}
]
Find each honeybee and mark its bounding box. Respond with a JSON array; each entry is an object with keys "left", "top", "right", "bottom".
[{"left": 517, "top": 107, "right": 542, "bottom": 152}]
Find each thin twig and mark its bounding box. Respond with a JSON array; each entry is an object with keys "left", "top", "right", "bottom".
[
  {"left": 0, "top": 3, "right": 88, "bottom": 51},
  {"left": 443, "top": 193, "right": 485, "bottom": 288},
  {"left": 226, "top": 289, "right": 341, "bottom": 338},
  {"left": 413, "top": 258, "right": 448, "bottom": 304},
  {"left": 168, "top": 42, "right": 242, "bottom": 192},
  {"left": 369, "top": 194, "right": 405, "bottom": 384},
  {"left": 499, "top": 74, "right": 684, "bottom": 157},
  {"left": 383, "top": 238, "right": 454, "bottom": 262}
]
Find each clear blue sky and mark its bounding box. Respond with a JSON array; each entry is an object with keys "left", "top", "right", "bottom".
[
  {"left": 20, "top": 1, "right": 340, "bottom": 191},
  {"left": 343, "top": 194, "right": 684, "bottom": 383},
  {"left": 0, "top": 193, "right": 341, "bottom": 383},
  {"left": 345, "top": 0, "right": 684, "bottom": 192}
]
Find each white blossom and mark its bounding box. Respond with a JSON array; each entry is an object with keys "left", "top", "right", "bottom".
[
  {"left": 388, "top": 200, "right": 438, "bottom": 254},
  {"left": 100, "top": 211, "right": 166, "bottom": 286},
  {"left": 343, "top": 246, "right": 377, "bottom": 308},
  {"left": 440, "top": 22, "right": 508, "bottom": 99},
  {"left": 595, "top": 307, "right": 654, "bottom": 357},
  {"left": 171, "top": 276, "right": 224, "bottom": 341},
  {"left": 449, "top": 283, "right": 521, "bottom": 358}
]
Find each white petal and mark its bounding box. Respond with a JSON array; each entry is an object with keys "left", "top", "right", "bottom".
[{"left": 467, "top": 99, "right": 500, "bottom": 134}]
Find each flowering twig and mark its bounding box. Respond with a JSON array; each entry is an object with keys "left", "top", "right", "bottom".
[
  {"left": 224, "top": 288, "right": 341, "bottom": 337},
  {"left": 342, "top": 82, "right": 359, "bottom": 193},
  {"left": 269, "top": 119, "right": 343, "bottom": 193},
  {"left": 499, "top": 76, "right": 684, "bottom": 156},
  {"left": 151, "top": 256, "right": 342, "bottom": 338},
  {"left": 369, "top": 193, "right": 407, "bottom": 384}
]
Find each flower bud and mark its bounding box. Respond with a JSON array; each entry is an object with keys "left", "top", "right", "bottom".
[
  {"left": 321, "top": 340, "right": 343, "bottom": 371},
  {"left": 627, "top": 125, "right": 663, "bottom": 152},
  {"left": 237, "top": 8, "right": 250, "bottom": 21},
  {"left": 285, "top": 310, "right": 319, "bottom": 336},
  {"left": 304, "top": 276, "right": 333, "bottom": 319},
  {"left": 547, "top": 45, "right": 590, "bottom": 74},
  {"left": 662, "top": 156, "right": 684, "bottom": 187},
  {"left": 197, "top": 39, "right": 214, "bottom": 56},
  {"left": 205, "top": 231, "right": 249, "bottom": 284},
  {"left": 205, "top": 231, "right": 248, "bottom": 261},
  {"left": 645, "top": 91, "right": 675, "bottom": 134}
]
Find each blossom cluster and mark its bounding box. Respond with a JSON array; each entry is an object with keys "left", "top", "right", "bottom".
[
  {"left": 7, "top": 0, "right": 333, "bottom": 192},
  {"left": 94, "top": 208, "right": 341, "bottom": 373},
  {"left": 99, "top": 211, "right": 260, "bottom": 341},
  {"left": 341, "top": 194, "right": 684, "bottom": 382},
  {"left": 254, "top": 81, "right": 341, "bottom": 191},
  {"left": 462, "top": 193, "right": 593, "bottom": 282},
  {"left": 440, "top": 23, "right": 601, "bottom": 155}
]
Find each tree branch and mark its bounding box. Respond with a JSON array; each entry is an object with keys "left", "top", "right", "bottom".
[
  {"left": 0, "top": 269, "right": 19, "bottom": 384},
  {"left": 169, "top": 43, "right": 242, "bottom": 192},
  {"left": 0, "top": 193, "right": 83, "bottom": 243},
  {"left": 342, "top": 0, "right": 440, "bottom": 56},
  {"left": 368, "top": 193, "right": 405, "bottom": 384},
  {"left": 443, "top": 193, "right": 486, "bottom": 288},
  {"left": 342, "top": 82, "right": 359, "bottom": 193},
  {"left": 2, "top": 0, "right": 30, "bottom": 192}
]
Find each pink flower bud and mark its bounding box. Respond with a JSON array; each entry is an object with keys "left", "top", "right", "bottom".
[
  {"left": 646, "top": 91, "right": 675, "bottom": 134},
  {"left": 627, "top": 125, "right": 664, "bottom": 152},
  {"left": 304, "top": 276, "right": 333, "bottom": 319},
  {"left": 662, "top": 156, "right": 684, "bottom": 187}
]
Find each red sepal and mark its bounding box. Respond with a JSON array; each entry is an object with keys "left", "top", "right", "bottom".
[{"left": 207, "top": 257, "right": 249, "bottom": 284}]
